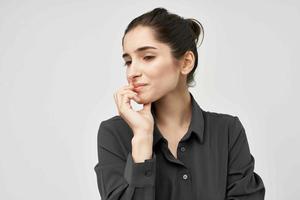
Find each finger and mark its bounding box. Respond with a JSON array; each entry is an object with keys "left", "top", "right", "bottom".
[
  {"left": 116, "top": 85, "right": 134, "bottom": 100},
  {"left": 121, "top": 84, "right": 134, "bottom": 90},
  {"left": 118, "top": 85, "right": 139, "bottom": 98},
  {"left": 123, "top": 84, "right": 135, "bottom": 92},
  {"left": 119, "top": 92, "right": 140, "bottom": 127},
  {"left": 116, "top": 84, "right": 132, "bottom": 94},
  {"left": 115, "top": 84, "right": 137, "bottom": 114},
  {"left": 119, "top": 93, "right": 134, "bottom": 115},
  {"left": 119, "top": 89, "right": 138, "bottom": 96},
  {"left": 117, "top": 89, "right": 137, "bottom": 102},
  {"left": 113, "top": 92, "right": 121, "bottom": 115},
  {"left": 120, "top": 92, "right": 140, "bottom": 108},
  {"left": 116, "top": 89, "right": 138, "bottom": 112}
]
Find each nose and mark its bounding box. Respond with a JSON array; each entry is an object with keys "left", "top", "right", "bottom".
[{"left": 127, "top": 64, "right": 141, "bottom": 83}]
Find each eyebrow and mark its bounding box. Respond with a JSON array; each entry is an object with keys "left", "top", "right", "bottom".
[{"left": 122, "top": 46, "right": 157, "bottom": 58}]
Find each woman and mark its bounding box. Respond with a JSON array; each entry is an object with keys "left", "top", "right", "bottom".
[{"left": 94, "top": 7, "right": 265, "bottom": 200}]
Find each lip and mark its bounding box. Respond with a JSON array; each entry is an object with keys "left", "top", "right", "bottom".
[
  {"left": 133, "top": 83, "right": 147, "bottom": 87},
  {"left": 133, "top": 84, "right": 147, "bottom": 92}
]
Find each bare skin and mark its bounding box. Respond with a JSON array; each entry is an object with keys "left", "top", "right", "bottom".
[{"left": 114, "top": 25, "right": 195, "bottom": 162}]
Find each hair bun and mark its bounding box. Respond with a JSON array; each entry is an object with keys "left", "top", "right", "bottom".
[
  {"left": 151, "top": 7, "right": 168, "bottom": 14},
  {"left": 185, "top": 18, "right": 204, "bottom": 48}
]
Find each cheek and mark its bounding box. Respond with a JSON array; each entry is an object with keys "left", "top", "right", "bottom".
[
  {"left": 148, "top": 61, "right": 179, "bottom": 88},
  {"left": 138, "top": 61, "right": 179, "bottom": 103}
]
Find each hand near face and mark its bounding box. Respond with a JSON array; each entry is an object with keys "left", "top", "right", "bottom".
[{"left": 113, "top": 83, "right": 154, "bottom": 137}]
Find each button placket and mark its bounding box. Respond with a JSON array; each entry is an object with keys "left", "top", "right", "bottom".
[
  {"left": 177, "top": 144, "right": 186, "bottom": 161},
  {"left": 145, "top": 170, "right": 152, "bottom": 177},
  {"left": 178, "top": 169, "right": 191, "bottom": 182},
  {"left": 182, "top": 174, "right": 188, "bottom": 180},
  {"left": 180, "top": 146, "right": 186, "bottom": 152}
]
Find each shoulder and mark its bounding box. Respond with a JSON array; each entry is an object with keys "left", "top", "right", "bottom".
[
  {"left": 97, "top": 115, "right": 133, "bottom": 152},
  {"left": 204, "top": 109, "right": 248, "bottom": 150},
  {"left": 200, "top": 109, "right": 248, "bottom": 153},
  {"left": 100, "top": 115, "right": 130, "bottom": 129},
  {"left": 202, "top": 109, "right": 239, "bottom": 128},
  {"left": 202, "top": 109, "right": 245, "bottom": 140}
]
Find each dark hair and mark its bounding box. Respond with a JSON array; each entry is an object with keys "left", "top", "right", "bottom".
[{"left": 122, "top": 7, "right": 204, "bottom": 87}]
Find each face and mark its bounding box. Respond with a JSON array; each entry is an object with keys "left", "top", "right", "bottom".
[{"left": 122, "top": 26, "right": 184, "bottom": 104}]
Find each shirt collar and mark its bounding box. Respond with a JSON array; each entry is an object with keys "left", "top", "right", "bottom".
[{"left": 151, "top": 91, "right": 204, "bottom": 146}]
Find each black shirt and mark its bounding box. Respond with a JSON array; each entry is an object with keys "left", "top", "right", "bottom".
[{"left": 94, "top": 92, "right": 265, "bottom": 199}]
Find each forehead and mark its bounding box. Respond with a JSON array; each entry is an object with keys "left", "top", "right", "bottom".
[{"left": 122, "top": 26, "right": 169, "bottom": 55}]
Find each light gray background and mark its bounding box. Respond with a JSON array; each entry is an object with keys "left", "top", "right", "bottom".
[{"left": 1, "top": 0, "right": 299, "bottom": 199}]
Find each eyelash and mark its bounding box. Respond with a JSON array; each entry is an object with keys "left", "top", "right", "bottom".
[{"left": 123, "top": 56, "right": 155, "bottom": 67}]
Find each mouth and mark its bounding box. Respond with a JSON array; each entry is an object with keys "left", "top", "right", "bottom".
[{"left": 133, "top": 84, "right": 147, "bottom": 92}]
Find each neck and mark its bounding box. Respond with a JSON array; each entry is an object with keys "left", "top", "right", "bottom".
[{"left": 153, "top": 89, "right": 192, "bottom": 129}]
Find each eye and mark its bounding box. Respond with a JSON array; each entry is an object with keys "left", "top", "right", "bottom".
[
  {"left": 123, "top": 61, "right": 131, "bottom": 67},
  {"left": 144, "top": 56, "right": 155, "bottom": 61},
  {"left": 123, "top": 56, "right": 155, "bottom": 67}
]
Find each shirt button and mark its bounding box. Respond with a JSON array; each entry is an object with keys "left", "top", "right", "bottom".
[
  {"left": 182, "top": 174, "right": 188, "bottom": 180},
  {"left": 145, "top": 170, "right": 152, "bottom": 177},
  {"left": 180, "top": 146, "right": 186, "bottom": 152}
]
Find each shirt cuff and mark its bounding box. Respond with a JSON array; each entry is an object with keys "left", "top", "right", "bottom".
[{"left": 123, "top": 152, "right": 156, "bottom": 187}]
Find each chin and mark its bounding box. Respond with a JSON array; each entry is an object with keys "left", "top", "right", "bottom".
[
  {"left": 136, "top": 98, "right": 145, "bottom": 104},
  {"left": 136, "top": 96, "right": 151, "bottom": 105}
]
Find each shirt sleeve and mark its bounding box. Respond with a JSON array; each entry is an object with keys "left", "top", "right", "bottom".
[
  {"left": 226, "top": 116, "right": 266, "bottom": 199},
  {"left": 94, "top": 121, "right": 156, "bottom": 200}
]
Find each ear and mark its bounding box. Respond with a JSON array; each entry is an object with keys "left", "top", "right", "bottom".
[{"left": 180, "top": 51, "right": 195, "bottom": 75}]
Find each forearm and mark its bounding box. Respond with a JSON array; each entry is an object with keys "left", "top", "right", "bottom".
[{"left": 95, "top": 122, "right": 156, "bottom": 200}]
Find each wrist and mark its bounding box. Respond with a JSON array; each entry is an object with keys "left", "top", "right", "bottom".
[{"left": 131, "top": 136, "right": 153, "bottom": 163}]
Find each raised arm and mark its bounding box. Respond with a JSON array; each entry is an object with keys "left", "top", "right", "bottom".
[{"left": 94, "top": 121, "right": 156, "bottom": 200}]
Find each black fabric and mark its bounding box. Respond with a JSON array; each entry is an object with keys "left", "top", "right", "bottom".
[{"left": 94, "top": 92, "right": 265, "bottom": 199}]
